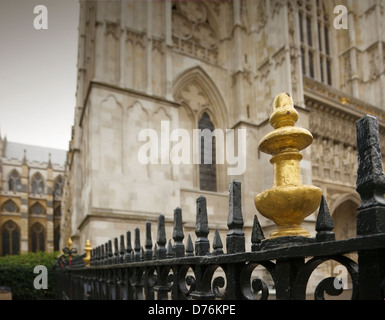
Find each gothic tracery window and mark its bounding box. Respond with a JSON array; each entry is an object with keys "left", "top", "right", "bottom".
[
  {"left": 199, "top": 112, "right": 217, "bottom": 192},
  {"left": 29, "top": 202, "right": 45, "bottom": 215},
  {"left": 31, "top": 173, "right": 44, "bottom": 196},
  {"left": 1, "top": 200, "right": 18, "bottom": 213},
  {"left": 8, "top": 170, "right": 22, "bottom": 193},
  {"left": 1, "top": 220, "right": 20, "bottom": 256},
  {"left": 30, "top": 222, "right": 45, "bottom": 253},
  {"left": 298, "top": 0, "right": 332, "bottom": 85}
]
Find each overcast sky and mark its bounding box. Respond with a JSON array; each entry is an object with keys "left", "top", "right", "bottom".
[{"left": 0, "top": 0, "right": 79, "bottom": 150}]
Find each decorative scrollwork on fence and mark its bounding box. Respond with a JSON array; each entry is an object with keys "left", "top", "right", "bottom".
[
  {"left": 212, "top": 268, "right": 226, "bottom": 299},
  {"left": 177, "top": 265, "right": 196, "bottom": 299},
  {"left": 240, "top": 261, "right": 276, "bottom": 300},
  {"left": 292, "top": 255, "right": 359, "bottom": 300},
  {"left": 314, "top": 277, "right": 343, "bottom": 300}
]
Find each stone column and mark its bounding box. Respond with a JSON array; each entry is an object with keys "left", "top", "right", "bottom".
[
  {"left": 165, "top": 0, "right": 173, "bottom": 100},
  {"left": 347, "top": 0, "right": 359, "bottom": 98},
  {"left": 146, "top": 0, "right": 153, "bottom": 95},
  {"left": 232, "top": 0, "right": 245, "bottom": 123},
  {"left": 94, "top": 1, "right": 105, "bottom": 82},
  {"left": 119, "top": 1, "right": 126, "bottom": 88}
]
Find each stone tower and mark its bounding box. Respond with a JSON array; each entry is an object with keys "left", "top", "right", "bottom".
[{"left": 61, "top": 0, "right": 385, "bottom": 252}]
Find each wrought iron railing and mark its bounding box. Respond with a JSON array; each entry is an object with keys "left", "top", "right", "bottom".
[{"left": 55, "top": 95, "right": 385, "bottom": 301}]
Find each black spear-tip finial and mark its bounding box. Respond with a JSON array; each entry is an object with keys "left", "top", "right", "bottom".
[
  {"left": 145, "top": 221, "right": 153, "bottom": 260},
  {"left": 315, "top": 196, "right": 335, "bottom": 241},
  {"left": 226, "top": 180, "right": 245, "bottom": 253},
  {"left": 119, "top": 234, "right": 125, "bottom": 263},
  {"left": 125, "top": 230, "right": 132, "bottom": 263},
  {"left": 173, "top": 207, "right": 185, "bottom": 257},
  {"left": 107, "top": 240, "right": 113, "bottom": 265},
  {"left": 114, "top": 237, "right": 119, "bottom": 264},
  {"left": 213, "top": 229, "right": 224, "bottom": 255},
  {"left": 157, "top": 214, "right": 167, "bottom": 259},
  {"left": 186, "top": 234, "right": 194, "bottom": 257},
  {"left": 251, "top": 215, "right": 265, "bottom": 251},
  {"left": 195, "top": 195, "right": 210, "bottom": 256},
  {"left": 134, "top": 227, "right": 141, "bottom": 262}
]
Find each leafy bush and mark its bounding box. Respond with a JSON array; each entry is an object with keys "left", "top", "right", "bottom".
[{"left": 0, "top": 251, "right": 59, "bottom": 300}]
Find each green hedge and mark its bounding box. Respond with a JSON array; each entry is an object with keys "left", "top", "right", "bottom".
[{"left": 0, "top": 252, "right": 59, "bottom": 300}]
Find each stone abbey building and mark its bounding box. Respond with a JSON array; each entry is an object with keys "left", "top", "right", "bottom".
[
  {"left": 60, "top": 0, "right": 385, "bottom": 260},
  {"left": 0, "top": 137, "right": 66, "bottom": 255}
]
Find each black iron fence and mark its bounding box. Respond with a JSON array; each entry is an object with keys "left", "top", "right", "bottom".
[{"left": 55, "top": 115, "right": 385, "bottom": 300}]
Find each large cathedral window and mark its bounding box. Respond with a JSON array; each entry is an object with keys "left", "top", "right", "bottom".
[
  {"left": 31, "top": 173, "right": 44, "bottom": 196},
  {"left": 298, "top": 0, "right": 332, "bottom": 85},
  {"left": 8, "top": 170, "right": 22, "bottom": 193},
  {"left": 1, "top": 220, "right": 20, "bottom": 256},
  {"left": 199, "top": 112, "right": 217, "bottom": 192},
  {"left": 30, "top": 222, "right": 45, "bottom": 252}
]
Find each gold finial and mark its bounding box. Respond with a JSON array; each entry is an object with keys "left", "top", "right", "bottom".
[
  {"left": 67, "top": 237, "right": 72, "bottom": 250},
  {"left": 340, "top": 97, "right": 349, "bottom": 105},
  {"left": 83, "top": 240, "right": 92, "bottom": 267},
  {"left": 255, "top": 93, "right": 322, "bottom": 238}
]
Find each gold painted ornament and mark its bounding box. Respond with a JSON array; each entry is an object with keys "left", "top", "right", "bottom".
[
  {"left": 83, "top": 239, "right": 92, "bottom": 267},
  {"left": 254, "top": 93, "right": 322, "bottom": 238}
]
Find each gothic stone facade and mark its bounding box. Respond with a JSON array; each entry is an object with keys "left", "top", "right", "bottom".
[
  {"left": 61, "top": 0, "right": 385, "bottom": 256},
  {"left": 0, "top": 137, "right": 65, "bottom": 255}
]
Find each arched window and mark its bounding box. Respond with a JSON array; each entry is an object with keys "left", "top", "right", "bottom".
[
  {"left": 29, "top": 202, "right": 45, "bottom": 215},
  {"left": 199, "top": 112, "right": 217, "bottom": 192},
  {"left": 298, "top": 0, "right": 332, "bottom": 85},
  {"left": 1, "top": 220, "right": 20, "bottom": 256},
  {"left": 31, "top": 173, "right": 44, "bottom": 196},
  {"left": 8, "top": 170, "right": 22, "bottom": 193},
  {"left": 30, "top": 222, "right": 45, "bottom": 253},
  {"left": 53, "top": 176, "right": 63, "bottom": 200},
  {"left": 1, "top": 200, "right": 19, "bottom": 213}
]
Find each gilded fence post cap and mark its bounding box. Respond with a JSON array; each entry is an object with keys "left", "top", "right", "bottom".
[
  {"left": 269, "top": 92, "right": 299, "bottom": 129},
  {"left": 254, "top": 93, "right": 322, "bottom": 239},
  {"left": 67, "top": 237, "right": 72, "bottom": 250},
  {"left": 83, "top": 240, "right": 92, "bottom": 267}
]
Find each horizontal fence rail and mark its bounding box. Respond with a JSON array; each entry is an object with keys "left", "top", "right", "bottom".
[{"left": 56, "top": 115, "right": 385, "bottom": 300}]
